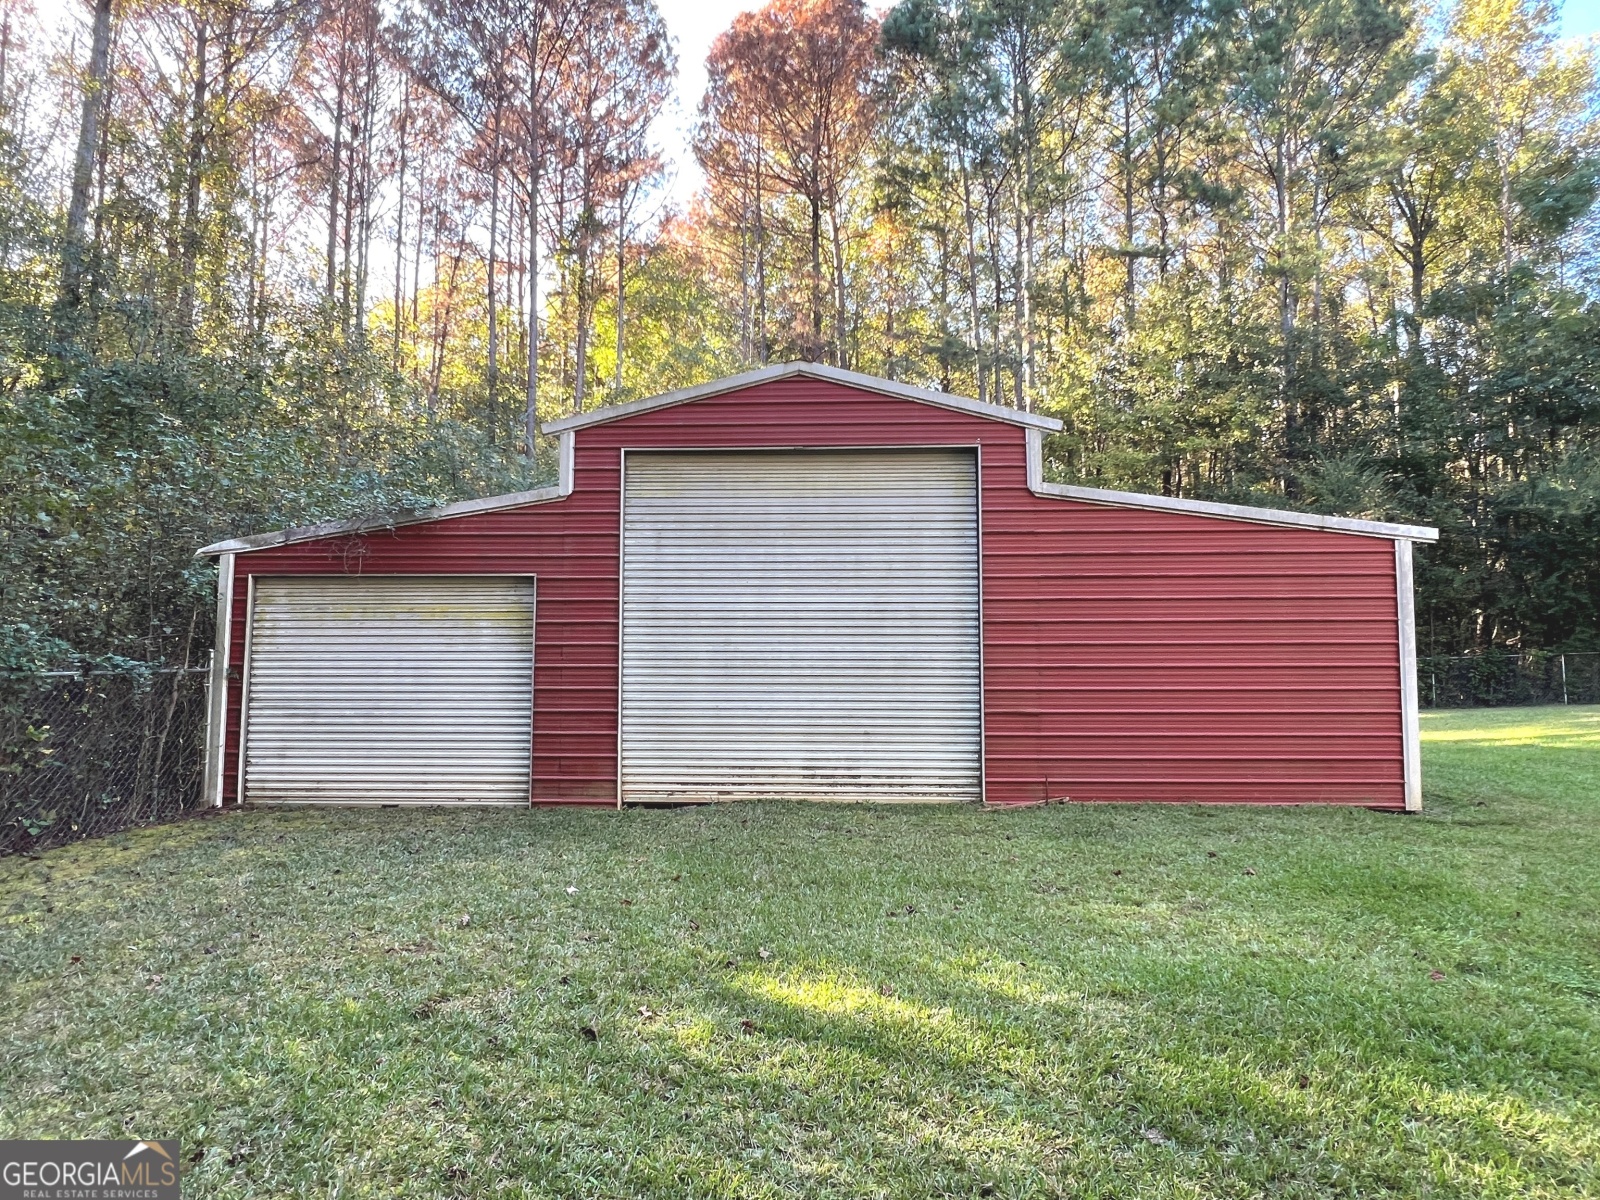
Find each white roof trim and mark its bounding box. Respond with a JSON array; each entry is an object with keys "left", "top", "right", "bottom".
[
  {"left": 1024, "top": 429, "right": 1439, "bottom": 542},
  {"left": 195, "top": 431, "right": 576, "bottom": 557},
  {"left": 541, "top": 361, "right": 1064, "bottom": 434}
]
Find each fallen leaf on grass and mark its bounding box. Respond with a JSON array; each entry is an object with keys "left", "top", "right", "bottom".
[
  {"left": 1243, "top": 868, "right": 1257, "bottom": 876},
  {"left": 458, "top": 913, "right": 472, "bottom": 927},
  {"left": 739, "top": 1019, "right": 757, "bottom": 1035},
  {"left": 686, "top": 920, "right": 700, "bottom": 931},
  {"left": 1429, "top": 970, "right": 1446, "bottom": 981},
  {"left": 757, "top": 947, "right": 772, "bottom": 961}
]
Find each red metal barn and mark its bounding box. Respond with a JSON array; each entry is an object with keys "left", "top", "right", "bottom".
[{"left": 198, "top": 364, "right": 1438, "bottom": 811}]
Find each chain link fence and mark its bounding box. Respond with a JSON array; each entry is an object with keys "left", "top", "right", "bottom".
[
  {"left": 2, "top": 649, "right": 1592, "bottom": 857},
  {"left": 1419, "top": 651, "right": 1600, "bottom": 708},
  {"left": 1, "top": 666, "right": 209, "bottom": 856}
]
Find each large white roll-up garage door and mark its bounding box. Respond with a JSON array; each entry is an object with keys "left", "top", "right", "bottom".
[
  {"left": 242, "top": 576, "right": 535, "bottom": 804},
  {"left": 621, "top": 449, "right": 982, "bottom": 803}
]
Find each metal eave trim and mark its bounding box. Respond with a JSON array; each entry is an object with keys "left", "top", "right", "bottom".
[
  {"left": 1024, "top": 428, "right": 1440, "bottom": 542},
  {"left": 194, "top": 431, "right": 576, "bottom": 557},
  {"left": 541, "top": 362, "right": 1065, "bottom": 435},
  {"left": 1396, "top": 540, "right": 1423, "bottom": 812},
  {"left": 202, "top": 552, "right": 234, "bottom": 807}
]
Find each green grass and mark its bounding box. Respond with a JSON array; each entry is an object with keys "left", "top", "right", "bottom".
[{"left": 3, "top": 707, "right": 1598, "bottom": 1199}]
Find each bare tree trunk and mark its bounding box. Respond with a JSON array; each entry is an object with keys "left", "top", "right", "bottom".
[
  {"left": 353, "top": 37, "right": 377, "bottom": 342},
  {"left": 177, "top": 16, "right": 208, "bottom": 338},
  {"left": 61, "top": 0, "right": 115, "bottom": 308},
  {"left": 754, "top": 132, "right": 767, "bottom": 364},
  {"left": 1275, "top": 131, "right": 1296, "bottom": 477},
  {"left": 146, "top": 605, "right": 198, "bottom": 821},
  {"left": 808, "top": 187, "right": 823, "bottom": 361},
  {"left": 412, "top": 152, "right": 425, "bottom": 369},
  {"left": 1120, "top": 87, "right": 1136, "bottom": 336},
  {"left": 829, "top": 204, "right": 847, "bottom": 370},
  {"left": 326, "top": 39, "right": 346, "bottom": 305},
  {"left": 524, "top": 51, "right": 541, "bottom": 456},
  {"left": 574, "top": 235, "right": 590, "bottom": 410},
  {"left": 959, "top": 152, "right": 983, "bottom": 404},
  {"left": 340, "top": 102, "right": 355, "bottom": 322},
  {"left": 393, "top": 76, "right": 409, "bottom": 367},
  {"left": 255, "top": 179, "right": 271, "bottom": 337},
  {"left": 487, "top": 113, "right": 501, "bottom": 431},
  {"left": 614, "top": 206, "right": 625, "bottom": 392}
]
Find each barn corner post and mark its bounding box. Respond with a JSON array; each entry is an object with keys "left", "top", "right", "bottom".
[
  {"left": 202, "top": 551, "right": 235, "bottom": 808},
  {"left": 1396, "top": 539, "right": 1422, "bottom": 812},
  {"left": 615, "top": 444, "right": 627, "bottom": 812}
]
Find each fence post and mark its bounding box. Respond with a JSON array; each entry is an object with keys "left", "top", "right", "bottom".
[{"left": 1561, "top": 654, "right": 1568, "bottom": 705}]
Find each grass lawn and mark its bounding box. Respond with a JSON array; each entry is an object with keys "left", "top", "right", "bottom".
[{"left": 2, "top": 707, "right": 1598, "bottom": 1199}]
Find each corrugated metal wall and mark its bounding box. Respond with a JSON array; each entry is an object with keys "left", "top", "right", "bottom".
[
  {"left": 620, "top": 449, "right": 981, "bottom": 803},
  {"left": 220, "top": 376, "right": 1405, "bottom": 808},
  {"left": 243, "top": 577, "right": 535, "bottom": 804},
  {"left": 983, "top": 499, "right": 1405, "bottom": 806}
]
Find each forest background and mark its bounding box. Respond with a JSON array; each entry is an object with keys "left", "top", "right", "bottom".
[{"left": 2, "top": 0, "right": 1598, "bottom": 676}]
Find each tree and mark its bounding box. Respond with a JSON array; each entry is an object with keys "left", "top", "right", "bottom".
[
  {"left": 61, "top": 0, "right": 114, "bottom": 308},
  {"left": 698, "top": 0, "right": 879, "bottom": 364},
  {"left": 544, "top": 0, "right": 671, "bottom": 409}
]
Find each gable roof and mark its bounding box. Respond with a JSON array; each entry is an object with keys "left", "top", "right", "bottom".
[
  {"left": 197, "top": 366, "right": 1438, "bottom": 556},
  {"left": 540, "top": 361, "right": 1065, "bottom": 434}
]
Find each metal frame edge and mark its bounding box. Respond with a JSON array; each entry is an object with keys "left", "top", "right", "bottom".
[
  {"left": 202, "top": 552, "right": 235, "bottom": 807},
  {"left": 973, "top": 444, "right": 988, "bottom": 807},
  {"left": 1025, "top": 426, "right": 1437, "bottom": 542},
  {"left": 235, "top": 573, "right": 257, "bottom": 806},
  {"left": 195, "top": 430, "right": 577, "bottom": 557},
  {"left": 616, "top": 447, "right": 628, "bottom": 810},
  {"left": 1396, "top": 540, "right": 1423, "bottom": 812}
]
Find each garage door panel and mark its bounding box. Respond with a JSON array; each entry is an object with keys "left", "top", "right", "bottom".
[
  {"left": 621, "top": 449, "right": 981, "bottom": 804},
  {"left": 244, "top": 577, "right": 535, "bottom": 805}
]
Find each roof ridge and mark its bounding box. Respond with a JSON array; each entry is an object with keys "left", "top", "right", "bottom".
[{"left": 540, "top": 362, "right": 1064, "bottom": 434}]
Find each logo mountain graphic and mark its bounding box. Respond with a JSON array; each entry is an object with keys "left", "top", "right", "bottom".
[{"left": 122, "top": 1141, "right": 173, "bottom": 1162}]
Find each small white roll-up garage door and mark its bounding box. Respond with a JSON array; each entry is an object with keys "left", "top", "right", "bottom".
[
  {"left": 621, "top": 449, "right": 982, "bottom": 803},
  {"left": 242, "top": 577, "right": 535, "bottom": 804}
]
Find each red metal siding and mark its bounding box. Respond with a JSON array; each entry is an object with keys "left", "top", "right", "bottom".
[
  {"left": 984, "top": 497, "right": 1403, "bottom": 806},
  {"left": 221, "top": 375, "right": 1405, "bottom": 808}
]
